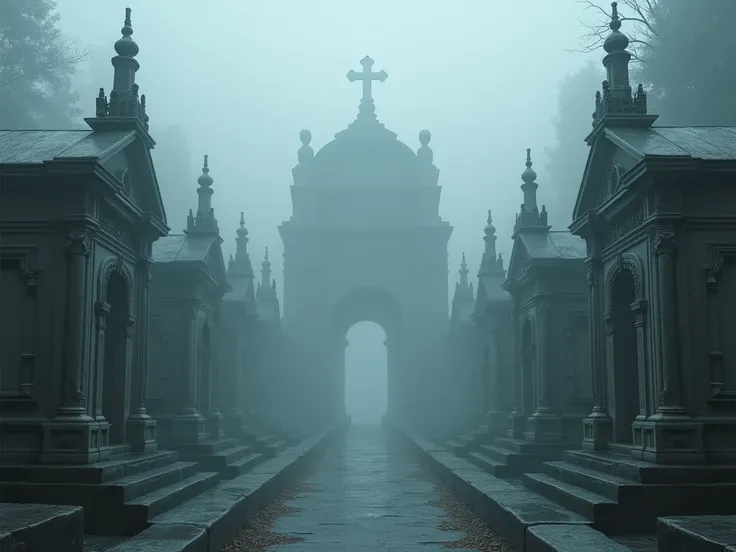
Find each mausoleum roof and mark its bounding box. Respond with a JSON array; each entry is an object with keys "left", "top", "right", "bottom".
[
  {"left": 152, "top": 233, "right": 218, "bottom": 263},
  {"left": 0, "top": 129, "right": 134, "bottom": 164},
  {"left": 606, "top": 126, "right": 736, "bottom": 160},
  {"left": 311, "top": 124, "right": 419, "bottom": 187},
  {"left": 519, "top": 231, "right": 587, "bottom": 260}
]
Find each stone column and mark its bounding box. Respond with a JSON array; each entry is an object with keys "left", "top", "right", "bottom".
[
  {"left": 486, "top": 327, "right": 507, "bottom": 437},
  {"left": 42, "top": 229, "right": 99, "bottom": 464},
  {"left": 582, "top": 259, "right": 613, "bottom": 450},
  {"left": 94, "top": 301, "right": 110, "bottom": 421},
  {"left": 507, "top": 310, "right": 525, "bottom": 438},
  {"left": 534, "top": 301, "right": 552, "bottom": 413},
  {"left": 208, "top": 312, "right": 225, "bottom": 438},
  {"left": 171, "top": 306, "right": 206, "bottom": 443},
  {"left": 58, "top": 229, "right": 93, "bottom": 417},
  {"left": 653, "top": 231, "right": 687, "bottom": 415}
]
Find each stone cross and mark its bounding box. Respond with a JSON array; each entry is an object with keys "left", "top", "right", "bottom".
[{"left": 346, "top": 56, "right": 388, "bottom": 103}]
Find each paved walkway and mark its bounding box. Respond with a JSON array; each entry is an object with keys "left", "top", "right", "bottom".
[{"left": 269, "top": 425, "right": 475, "bottom": 551}]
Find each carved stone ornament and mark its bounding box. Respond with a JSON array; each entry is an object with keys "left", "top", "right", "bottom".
[
  {"left": 65, "top": 229, "right": 91, "bottom": 257},
  {"left": 599, "top": 164, "right": 622, "bottom": 203},
  {"left": 653, "top": 230, "right": 676, "bottom": 257},
  {"left": 120, "top": 168, "right": 133, "bottom": 197}
]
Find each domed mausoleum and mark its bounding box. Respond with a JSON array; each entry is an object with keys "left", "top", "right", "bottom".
[{"left": 278, "top": 56, "right": 454, "bottom": 430}]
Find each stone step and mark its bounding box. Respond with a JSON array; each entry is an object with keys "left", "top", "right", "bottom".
[
  {"left": 493, "top": 436, "right": 571, "bottom": 455},
  {"left": 566, "top": 449, "right": 736, "bottom": 485},
  {"left": 657, "top": 515, "right": 736, "bottom": 552},
  {"left": 444, "top": 439, "right": 470, "bottom": 457},
  {"left": 543, "top": 460, "right": 635, "bottom": 501},
  {"left": 0, "top": 461, "right": 201, "bottom": 510},
  {"left": 259, "top": 439, "right": 288, "bottom": 457},
  {"left": 527, "top": 524, "right": 635, "bottom": 552},
  {"left": 523, "top": 472, "right": 619, "bottom": 532},
  {"left": 120, "top": 471, "right": 221, "bottom": 530},
  {"left": 0, "top": 504, "right": 84, "bottom": 552},
  {"left": 111, "top": 461, "right": 201, "bottom": 502},
  {"left": 179, "top": 444, "right": 254, "bottom": 470},
  {"left": 222, "top": 452, "right": 268, "bottom": 478},
  {"left": 165, "top": 437, "right": 240, "bottom": 456},
  {"left": 0, "top": 450, "right": 179, "bottom": 484},
  {"left": 466, "top": 451, "right": 513, "bottom": 478},
  {"left": 478, "top": 443, "right": 561, "bottom": 471}
]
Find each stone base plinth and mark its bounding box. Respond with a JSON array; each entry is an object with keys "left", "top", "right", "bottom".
[
  {"left": 40, "top": 413, "right": 108, "bottom": 464},
  {"left": 582, "top": 411, "right": 613, "bottom": 451},
  {"left": 525, "top": 411, "right": 563, "bottom": 443},
  {"left": 126, "top": 413, "right": 157, "bottom": 453},
  {"left": 170, "top": 411, "right": 208, "bottom": 444},
  {"left": 634, "top": 415, "right": 704, "bottom": 464},
  {"left": 507, "top": 410, "right": 527, "bottom": 439}
]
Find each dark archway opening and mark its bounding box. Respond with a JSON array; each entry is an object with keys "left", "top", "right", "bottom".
[
  {"left": 345, "top": 322, "right": 387, "bottom": 425},
  {"left": 103, "top": 272, "right": 129, "bottom": 445},
  {"left": 199, "top": 323, "right": 212, "bottom": 417},
  {"left": 521, "top": 320, "right": 535, "bottom": 418},
  {"left": 611, "top": 269, "right": 640, "bottom": 443}
]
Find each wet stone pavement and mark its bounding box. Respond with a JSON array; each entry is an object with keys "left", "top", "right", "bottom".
[{"left": 268, "top": 425, "right": 478, "bottom": 551}]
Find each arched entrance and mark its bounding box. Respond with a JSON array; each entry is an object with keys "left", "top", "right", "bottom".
[
  {"left": 521, "top": 320, "right": 535, "bottom": 420},
  {"left": 331, "top": 287, "right": 401, "bottom": 422},
  {"left": 609, "top": 269, "right": 640, "bottom": 443},
  {"left": 344, "top": 322, "right": 387, "bottom": 424},
  {"left": 101, "top": 270, "right": 132, "bottom": 445}
]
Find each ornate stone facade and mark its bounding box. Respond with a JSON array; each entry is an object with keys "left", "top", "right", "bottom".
[
  {"left": 504, "top": 151, "right": 590, "bottom": 446},
  {"left": 148, "top": 156, "right": 230, "bottom": 445},
  {"left": 0, "top": 17, "right": 166, "bottom": 463},
  {"left": 279, "top": 57, "right": 453, "bottom": 432}
]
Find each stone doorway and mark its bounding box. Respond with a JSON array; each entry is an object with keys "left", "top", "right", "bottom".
[
  {"left": 521, "top": 320, "right": 535, "bottom": 419},
  {"left": 344, "top": 322, "right": 387, "bottom": 425},
  {"left": 198, "top": 323, "right": 212, "bottom": 418},
  {"left": 610, "top": 269, "right": 640, "bottom": 443},
  {"left": 102, "top": 271, "right": 130, "bottom": 445}
]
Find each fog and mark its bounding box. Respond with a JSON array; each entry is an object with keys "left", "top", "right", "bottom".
[{"left": 53, "top": 0, "right": 598, "bottom": 423}]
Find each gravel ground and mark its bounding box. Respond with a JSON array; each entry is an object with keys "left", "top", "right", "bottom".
[
  {"left": 222, "top": 475, "right": 313, "bottom": 552},
  {"left": 417, "top": 469, "right": 515, "bottom": 551}
]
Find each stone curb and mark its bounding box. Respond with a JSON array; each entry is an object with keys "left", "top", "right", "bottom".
[
  {"left": 657, "top": 516, "right": 736, "bottom": 552},
  {"left": 0, "top": 503, "right": 83, "bottom": 552},
  {"left": 103, "top": 420, "right": 349, "bottom": 552},
  {"left": 383, "top": 420, "right": 634, "bottom": 552}
]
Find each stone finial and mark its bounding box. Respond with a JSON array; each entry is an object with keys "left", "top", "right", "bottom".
[
  {"left": 237, "top": 211, "right": 248, "bottom": 238},
  {"left": 484, "top": 210, "right": 496, "bottom": 237},
  {"left": 198, "top": 155, "right": 213, "bottom": 188},
  {"left": 604, "top": 2, "right": 629, "bottom": 53},
  {"left": 260, "top": 247, "right": 272, "bottom": 289},
  {"left": 297, "top": 129, "right": 314, "bottom": 163},
  {"left": 591, "top": 1, "right": 651, "bottom": 127},
  {"left": 417, "top": 129, "right": 433, "bottom": 164},
  {"left": 521, "top": 148, "right": 537, "bottom": 184},
  {"left": 114, "top": 7, "right": 139, "bottom": 58}
]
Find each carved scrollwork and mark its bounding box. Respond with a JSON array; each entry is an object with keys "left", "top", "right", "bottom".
[
  {"left": 99, "top": 209, "right": 132, "bottom": 247},
  {"left": 603, "top": 202, "right": 646, "bottom": 249},
  {"left": 601, "top": 164, "right": 623, "bottom": 201},
  {"left": 65, "top": 229, "right": 91, "bottom": 257},
  {"left": 605, "top": 253, "right": 644, "bottom": 307},
  {"left": 99, "top": 256, "right": 134, "bottom": 313},
  {"left": 653, "top": 229, "right": 676, "bottom": 257}
]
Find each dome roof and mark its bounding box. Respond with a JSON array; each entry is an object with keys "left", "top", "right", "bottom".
[{"left": 311, "top": 119, "right": 421, "bottom": 187}]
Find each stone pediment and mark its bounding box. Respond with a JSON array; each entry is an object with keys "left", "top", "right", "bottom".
[
  {"left": 574, "top": 126, "right": 736, "bottom": 220},
  {"left": 98, "top": 136, "right": 167, "bottom": 224},
  {"left": 0, "top": 128, "right": 166, "bottom": 226}
]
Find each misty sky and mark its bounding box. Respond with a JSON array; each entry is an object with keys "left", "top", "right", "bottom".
[{"left": 56, "top": 0, "right": 599, "bottom": 422}]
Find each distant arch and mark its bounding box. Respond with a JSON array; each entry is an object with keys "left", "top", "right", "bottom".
[{"left": 331, "top": 286, "right": 402, "bottom": 341}]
